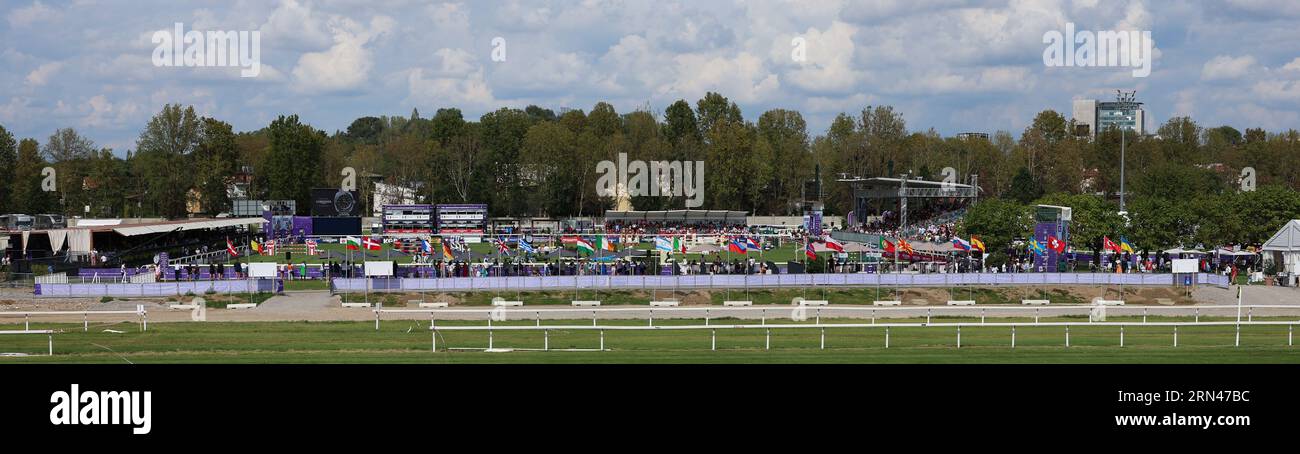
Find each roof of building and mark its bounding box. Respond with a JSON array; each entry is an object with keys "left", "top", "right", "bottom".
[{"left": 1262, "top": 220, "right": 1300, "bottom": 252}]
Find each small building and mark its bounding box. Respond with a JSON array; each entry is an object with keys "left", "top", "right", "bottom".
[{"left": 1262, "top": 219, "right": 1300, "bottom": 275}]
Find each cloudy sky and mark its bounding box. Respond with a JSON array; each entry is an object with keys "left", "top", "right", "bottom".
[{"left": 2, "top": 0, "right": 1298, "bottom": 153}]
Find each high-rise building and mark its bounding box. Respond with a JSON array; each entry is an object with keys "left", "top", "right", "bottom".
[{"left": 1072, "top": 97, "right": 1145, "bottom": 138}]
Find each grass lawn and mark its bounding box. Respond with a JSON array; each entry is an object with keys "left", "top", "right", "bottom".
[{"left": 2, "top": 318, "right": 1298, "bottom": 364}]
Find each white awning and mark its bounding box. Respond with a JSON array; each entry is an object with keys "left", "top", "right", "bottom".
[{"left": 112, "top": 218, "right": 264, "bottom": 237}]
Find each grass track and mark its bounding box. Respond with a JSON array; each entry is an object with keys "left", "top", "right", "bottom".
[{"left": 2, "top": 319, "right": 1299, "bottom": 364}]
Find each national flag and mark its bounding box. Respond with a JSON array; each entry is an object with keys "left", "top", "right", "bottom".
[
  {"left": 250, "top": 240, "right": 262, "bottom": 254},
  {"left": 951, "top": 237, "right": 971, "bottom": 251},
  {"left": 898, "top": 239, "right": 914, "bottom": 255},
  {"left": 517, "top": 237, "right": 536, "bottom": 253},
  {"left": 728, "top": 237, "right": 747, "bottom": 254},
  {"left": 226, "top": 238, "right": 239, "bottom": 257},
  {"left": 344, "top": 236, "right": 361, "bottom": 251},
  {"left": 420, "top": 239, "right": 432, "bottom": 254},
  {"left": 305, "top": 239, "right": 318, "bottom": 255},
  {"left": 1046, "top": 235, "right": 1066, "bottom": 253},
  {"left": 878, "top": 237, "right": 895, "bottom": 253},
  {"left": 805, "top": 241, "right": 817, "bottom": 260},
  {"left": 1028, "top": 239, "right": 1046, "bottom": 256},
  {"left": 441, "top": 241, "right": 454, "bottom": 261},
  {"left": 1120, "top": 236, "right": 1136, "bottom": 254},
  {"left": 494, "top": 237, "right": 510, "bottom": 254},
  {"left": 362, "top": 236, "right": 382, "bottom": 251},
  {"left": 674, "top": 236, "right": 686, "bottom": 254},
  {"left": 970, "top": 236, "right": 986, "bottom": 253},
  {"left": 654, "top": 237, "right": 673, "bottom": 252},
  {"left": 596, "top": 234, "right": 617, "bottom": 252},
  {"left": 824, "top": 236, "right": 845, "bottom": 253},
  {"left": 745, "top": 237, "right": 761, "bottom": 251},
  {"left": 575, "top": 237, "right": 595, "bottom": 255},
  {"left": 1103, "top": 236, "right": 1121, "bottom": 253}
]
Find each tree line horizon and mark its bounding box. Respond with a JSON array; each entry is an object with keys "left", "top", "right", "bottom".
[{"left": 1, "top": 91, "right": 1298, "bottom": 253}]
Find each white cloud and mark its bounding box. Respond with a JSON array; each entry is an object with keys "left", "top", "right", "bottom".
[
  {"left": 1201, "top": 55, "right": 1256, "bottom": 81},
  {"left": 25, "top": 61, "right": 62, "bottom": 86},
  {"left": 7, "top": 1, "right": 59, "bottom": 27},
  {"left": 290, "top": 15, "right": 394, "bottom": 93},
  {"left": 781, "top": 21, "right": 863, "bottom": 94},
  {"left": 667, "top": 52, "right": 780, "bottom": 104}
]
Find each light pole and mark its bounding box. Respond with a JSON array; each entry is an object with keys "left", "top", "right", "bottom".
[{"left": 1114, "top": 90, "right": 1139, "bottom": 213}]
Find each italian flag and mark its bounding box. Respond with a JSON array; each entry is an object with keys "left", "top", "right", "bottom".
[
  {"left": 575, "top": 238, "right": 595, "bottom": 255},
  {"left": 596, "top": 234, "right": 616, "bottom": 251},
  {"left": 673, "top": 236, "right": 685, "bottom": 254},
  {"left": 344, "top": 236, "right": 361, "bottom": 251}
]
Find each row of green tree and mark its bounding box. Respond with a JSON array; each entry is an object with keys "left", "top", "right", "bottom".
[
  {"left": 961, "top": 186, "right": 1300, "bottom": 263},
  {"left": 2, "top": 93, "right": 1299, "bottom": 221}
]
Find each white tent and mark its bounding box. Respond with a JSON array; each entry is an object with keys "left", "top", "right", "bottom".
[{"left": 1262, "top": 219, "right": 1300, "bottom": 274}]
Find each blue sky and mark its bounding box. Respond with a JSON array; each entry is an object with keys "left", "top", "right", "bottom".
[{"left": 2, "top": 0, "right": 1298, "bottom": 153}]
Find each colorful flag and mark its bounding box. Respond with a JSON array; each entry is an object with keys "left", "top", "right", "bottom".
[
  {"left": 420, "top": 239, "right": 432, "bottom": 254},
  {"left": 1028, "top": 239, "right": 1047, "bottom": 256},
  {"left": 951, "top": 237, "right": 971, "bottom": 251},
  {"left": 441, "top": 241, "right": 454, "bottom": 261},
  {"left": 898, "top": 239, "right": 914, "bottom": 255},
  {"left": 970, "top": 236, "right": 986, "bottom": 253},
  {"left": 250, "top": 239, "right": 262, "bottom": 254},
  {"left": 1046, "top": 235, "right": 1066, "bottom": 253},
  {"left": 1103, "top": 236, "right": 1121, "bottom": 253},
  {"left": 596, "top": 234, "right": 617, "bottom": 251},
  {"left": 1120, "top": 236, "right": 1136, "bottom": 254},
  {"left": 878, "top": 237, "right": 895, "bottom": 253},
  {"left": 264, "top": 240, "right": 277, "bottom": 255},
  {"left": 654, "top": 236, "right": 673, "bottom": 252},
  {"left": 728, "top": 237, "right": 747, "bottom": 254},
  {"left": 517, "top": 237, "right": 536, "bottom": 253},
  {"left": 674, "top": 236, "right": 686, "bottom": 254},
  {"left": 305, "top": 239, "right": 318, "bottom": 255},
  {"left": 805, "top": 241, "right": 817, "bottom": 260},
  {"left": 575, "top": 237, "right": 595, "bottom": 255},
  {"left": 824, "top": 236, "right": 845, "bottom": 253},
  {"left": 344, "top": 236, "right": 360, "bottom": 251},
  {"left": 226, "top": 238, "right": 239, "bottom": 257},
  {"left": 494, "top": 237, "right": 510, "bottom": 254},
  {"left": 362, "top": 236, "right": 382, "bottom": 251},
  {"left": 745, "top": 237, "right": 761, "bottom": 251}
]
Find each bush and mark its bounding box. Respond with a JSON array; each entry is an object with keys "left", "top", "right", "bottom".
[{"left": 99, "top": 296, "right": 114, "bottom": 303}]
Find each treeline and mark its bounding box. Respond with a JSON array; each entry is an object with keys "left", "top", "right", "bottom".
[{"left": 1, "top": 93, "right": 1299, "bottom": 224}]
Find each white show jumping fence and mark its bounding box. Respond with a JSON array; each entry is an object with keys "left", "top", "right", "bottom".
[{"left": 369, "top": 305, "right": 1300, "bottom": 352}]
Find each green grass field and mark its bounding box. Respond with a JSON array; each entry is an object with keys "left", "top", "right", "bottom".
[{"left": 3, "top": 317, "right": 1299, "bottom": 363}]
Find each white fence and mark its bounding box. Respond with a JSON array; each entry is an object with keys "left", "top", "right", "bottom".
[
  {"left": 372, "top": 305, "right": 1300, "bottom": 352},
  {"left": 0, "top": 308, "right": 149, "bottom": 332}
]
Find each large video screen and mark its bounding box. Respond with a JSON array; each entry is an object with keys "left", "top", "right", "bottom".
[{"left": 310, "top": 188, "right": 362, "bottom": 217}]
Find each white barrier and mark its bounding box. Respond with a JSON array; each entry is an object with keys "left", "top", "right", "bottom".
[
  {"left": 1022, "top": 300, "right": 1050, "bottom": 305},
  {"left": 947, "top": 300, "right": 976, "bottom": 306},
  {"left": 226, "top": 303, "right": 257, "bottom": 309},
  {"left": 873, "top": 300, "right": 902, "bottom": 306},
  {"left": 0, "top": 329, "right": 57, "bottom": 355},
  {"left": 341, "top": 302, "right": 371, "bottom": 308},
  {"left": 799, "top": 300, "right": 830, "bottom": 306},
  {"left": 419, "top": 302, "right": 449, "bottom": 308},
  {"left": 0, "top": 309, "right": 148, "bottom": 332},
  {"left": 571, "top": 301, "right": 601, "bottom": 307},
  {"left": 649, "top": 301, "right": 679, "bottom": 307},
  {"left": 493, "top": 300, "right": 524, "bottom": 307},
  {"left": 1095, "top": 300, "right": 1126, "bottom": 306},
  {"left": 723, "top": 301, "right": 752, "bottom": 307}
]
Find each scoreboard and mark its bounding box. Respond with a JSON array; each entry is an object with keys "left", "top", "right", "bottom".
[
  {"left": 382, "top": 204, "right": 434, "bottom": 234},
  {"left": 436, "top": 204, "right": 487, "bottom": 235}
]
